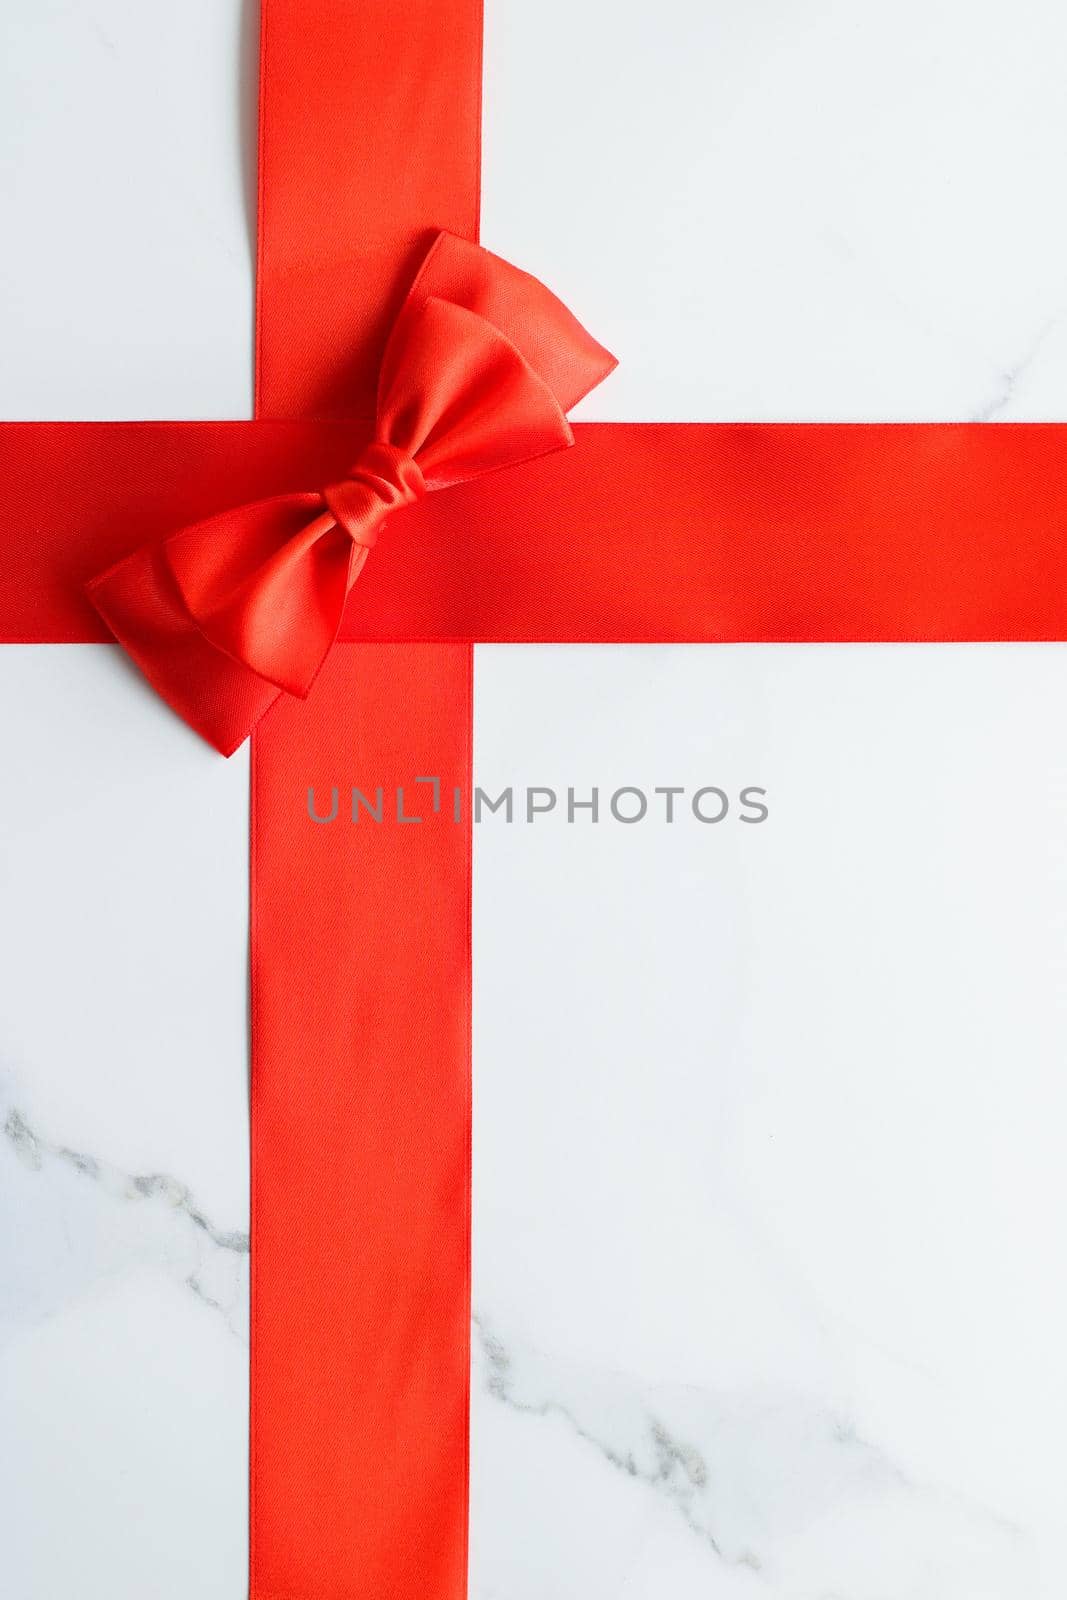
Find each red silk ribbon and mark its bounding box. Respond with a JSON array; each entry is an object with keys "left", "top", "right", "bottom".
[{"left": 87, "top": 232, "right": 615, "bottom": 754}]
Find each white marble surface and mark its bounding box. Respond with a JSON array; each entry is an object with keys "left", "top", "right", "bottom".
[
  {"left": 483, "top": 0, "right": 1067, "bottom": 423},
  {"left": 3, "top": 1, "right": 1067, "bottom": 1597},
  {"left": 0, "top": 0, "right": 254, "bottom": 420},
  {"left": 0, "top": 649, "right": 250, "bottom": 1597},
  {"left": 471, "top": 644, "right": 1067, "bottom": 1598}
]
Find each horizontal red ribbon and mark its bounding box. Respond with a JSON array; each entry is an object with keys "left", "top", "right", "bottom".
[{"left": 3, "top": 420, "right": 1067, "bottom": 645}]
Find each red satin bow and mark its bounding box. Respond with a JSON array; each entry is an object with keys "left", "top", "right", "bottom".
[{"left": 87, "top": 232, "right": 616, "bottom": 754}]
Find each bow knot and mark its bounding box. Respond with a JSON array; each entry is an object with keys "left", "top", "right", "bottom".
[
  {"left": 87, "top": 232, "right": 616, "bottom": 754},
  {"left": 323, "top": 443, "right": 426, "bottom": 551}
]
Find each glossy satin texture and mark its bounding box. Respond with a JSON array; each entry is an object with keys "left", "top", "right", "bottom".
[{"left": 86, "top": 230, "right": 615, "bottom": 755}]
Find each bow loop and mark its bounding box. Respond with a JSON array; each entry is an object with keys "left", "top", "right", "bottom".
[
  {"left": 87, "top": 232, "right": 617, "bottom": 754},
  {"left": 162, "top": 493, "right": 357, "bottom": 700},
  {"left": 380, "top": 296, "right": 573, "bottom": 488}
]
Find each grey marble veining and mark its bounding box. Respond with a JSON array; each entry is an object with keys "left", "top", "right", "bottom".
[
  {"left": 3, "top": 1090, "right": 248, "bottom": 1341},
  {"left": 471, "top": 1314, "right": 1023, "bottom": 1590}
]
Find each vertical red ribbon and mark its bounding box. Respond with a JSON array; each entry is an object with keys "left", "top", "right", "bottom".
[
  {"left": 251, "top": 3, "right": 481, "bottom": 1596},
  {"left": 256, "top": 0, "right": 483, "bottom": 419},
  {"left": 252, "top": 648, "right": 473, "bottom": 1599}
]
